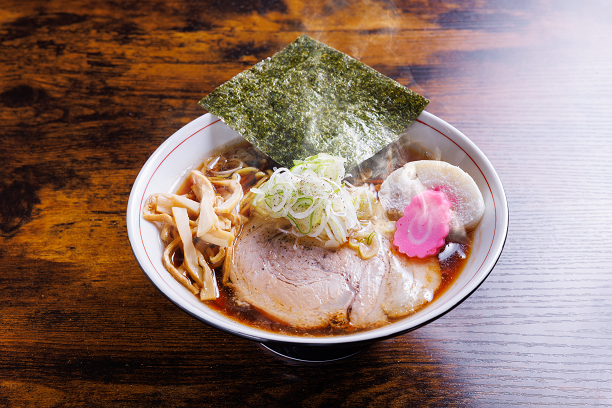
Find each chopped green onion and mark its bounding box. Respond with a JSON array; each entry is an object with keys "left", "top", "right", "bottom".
[
  {"left": 253, "top": 155, "right": 369, "bottom": 246},
  {"left": 366, "top": 231, "right": 376, "bottom": 245}
]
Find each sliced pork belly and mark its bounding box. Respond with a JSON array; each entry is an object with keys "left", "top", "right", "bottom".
[
  {"left": 227, "top": 218, "right": 442, "bottom": 330},
  {"left": 382, "top": 255, "right": 441, "bottom": 318}
]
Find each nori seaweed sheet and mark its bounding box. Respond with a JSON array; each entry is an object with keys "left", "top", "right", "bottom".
[{"left": 200, "top": 35, "right": 429, "bottom": 171}]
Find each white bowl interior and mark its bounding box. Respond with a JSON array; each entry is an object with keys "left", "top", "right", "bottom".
[{"left": 127, "top": 112, "right": 508, "bottom": 345}]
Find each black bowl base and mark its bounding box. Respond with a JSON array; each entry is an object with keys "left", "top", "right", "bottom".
[{"left": 260, "top": 343, "right": 370, "bottom": 362}]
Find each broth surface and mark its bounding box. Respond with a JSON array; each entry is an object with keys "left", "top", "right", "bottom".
[{"left": 175, "top": 140, "right": 473, "bottom": 336}]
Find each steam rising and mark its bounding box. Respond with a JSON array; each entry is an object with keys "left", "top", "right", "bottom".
[{"left": 299, "top": 0, "right": 402, "bottom": 61}]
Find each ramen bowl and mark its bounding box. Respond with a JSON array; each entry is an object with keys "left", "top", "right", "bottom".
[{"left": 126, "top": 112, "right": 508, "bottom": 362}]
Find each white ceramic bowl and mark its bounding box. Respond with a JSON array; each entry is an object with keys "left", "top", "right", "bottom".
[{"left": 126, "top": 112, "right": 508, "bottom": 358}]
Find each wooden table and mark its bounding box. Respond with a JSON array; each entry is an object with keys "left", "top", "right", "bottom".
[{"left": 2, "top": 0, "right": 611, "bottom": 406}]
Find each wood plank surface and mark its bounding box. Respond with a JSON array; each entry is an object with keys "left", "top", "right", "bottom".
[{"left": 1, "top": 0, "right": 611, "bottom": 406}]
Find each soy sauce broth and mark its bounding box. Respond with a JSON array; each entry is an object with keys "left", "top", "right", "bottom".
[{"left": 175, "top": 139, "right": 473, "bottom": 336}]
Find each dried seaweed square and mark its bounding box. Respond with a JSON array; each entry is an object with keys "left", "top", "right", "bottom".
[{"left": 200, "top": 35, "right": 429, "bottom": 171}]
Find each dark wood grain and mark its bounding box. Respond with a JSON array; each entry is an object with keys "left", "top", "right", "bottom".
[{"left": 1, "top": 0, "right": 612, "bottom": 406}]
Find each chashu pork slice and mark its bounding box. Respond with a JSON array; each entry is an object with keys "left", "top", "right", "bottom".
[
  {"left": 226, "top": 218, "right": 390, "bottom": 329},
  {"left": 382, "top": 255, "right": 442, "bottom": 318}
]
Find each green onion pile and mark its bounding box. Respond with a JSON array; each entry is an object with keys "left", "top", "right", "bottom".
[{"left": 251, "top": 154, "right": 375, "bottom": 247}]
